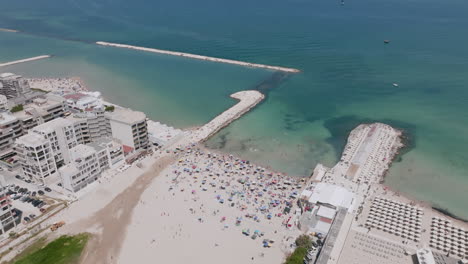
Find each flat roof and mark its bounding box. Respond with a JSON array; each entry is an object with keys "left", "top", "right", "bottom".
[
  {"left": 70, "top": 144, "right": 96, "bottom": 160},
  {"left": 308, "top": 182, "right": 354, "bottom": 209},
  {"left": 33, "top": 117, "right": 72, "bottom": 133},
  {"left": 317, "top": 206, "right": 337, "bottom": 219},
  {"left": 16, "top": 133, "right": 46, "bottom": 147},
  {"left": 0, "top": 112, "right": 18, "bottom": 125},
  {"left": 107, "top": 107, "right": 146, "bottom": 124}
]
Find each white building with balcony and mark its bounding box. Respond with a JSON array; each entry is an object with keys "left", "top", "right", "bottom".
[{"left": 106, "top": 108, "right": 148, "bottom": 154}]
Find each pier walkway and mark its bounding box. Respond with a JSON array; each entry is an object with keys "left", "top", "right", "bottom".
[
  {"left": 176, "top": 90, "right": 264, "bottom": 146},
  {"left": 96, "top": 41, "right": 300, "bottom": 73},
  {"left": 0, "top": 55, "right": 51, "bottom": 67}
]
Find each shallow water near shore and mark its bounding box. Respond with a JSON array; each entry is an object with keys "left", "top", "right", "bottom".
[{"left": 1, "top": 0, "right": 468, "bottom": 219}]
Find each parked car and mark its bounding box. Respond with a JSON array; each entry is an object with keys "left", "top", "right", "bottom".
[
  {"left": 39, "top": 208, "right": 46, "bottom": 213},
  {"left": 29, "top": 214, "right": 36, "bottom": 219},
  {"left": 15, "top": 175, "right": 21, "bottom": 179},
  {"left": 44, "top": 187, "right": 52, "bottom": 192},
  {"left": 32, "top": 191, "right": 37, "bottom": 196},
  {"left": 24, "top": 216, "right": 30, "bottom": 222},
  {"left": 38, "top": 190, "right": 44, "bottom": 195},
  {"left": 25, "top": 179, "right": 31, "bottom": 183},
  {"left": 20, "top": 196, "right": 28, "bottom": 202},
  {"left": 37, "top": 202, "right": 46, "bottom": 208}
]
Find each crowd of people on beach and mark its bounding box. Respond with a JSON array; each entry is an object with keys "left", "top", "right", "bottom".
[
  {"left": 163, "top": 145, "right": 305, "bottom": 243},
  {"left": 27, "top": 77, "right": 87, "bottom": 93}
]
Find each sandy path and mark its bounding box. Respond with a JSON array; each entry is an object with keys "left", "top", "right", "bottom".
[{"left": 74, "top": 154, "right": 177, "bottom": 264}]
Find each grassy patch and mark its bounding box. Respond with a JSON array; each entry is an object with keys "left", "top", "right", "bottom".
[
  {"left": 12, "top": 234, "right": 90, "bottom": 264},
  {"left": 30, "top": 88, "right": 49, "bottom": 93},
  {"left": 284, "top": 247, "right": 308, "bottom": 264},
  {"left": 10, "top": 105, "right": 23, "bottom": 113}
]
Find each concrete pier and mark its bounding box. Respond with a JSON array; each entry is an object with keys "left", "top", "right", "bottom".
[
  {"left": 0, "top": 55, "right": 51, "bottom": 67},
  {"left": 176, "top": 90, "right": 264, "bottom": 146},
  {"left": 96, "top": 41, "right": 300, "bottom": 73}
]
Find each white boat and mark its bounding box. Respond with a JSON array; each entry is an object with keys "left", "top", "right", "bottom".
[{"left": 393, "top": 83, "right": 399, "bottom": 87}]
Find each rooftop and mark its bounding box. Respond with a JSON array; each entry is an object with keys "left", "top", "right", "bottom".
[
  {"left": 317, "top": 206, "right": 337, "bottom": 219},
  {"left": 33, "top": 117, "right": 73, "bottom": 134},
  {"left": 0, "top": 73, "right": 18, "bottom": 79},
  {"left": 87, "top": 137, "right": 121, "bottom": 152},
  {"left": 16, "top": 133, "right": 47, "bottom": 147},
  {"left": 0, "top": 112, "right": 18, "bottom": 126},
  {"left": 70, "top": 144, "right": 96, "bottom": 161},
  {"left": 107, "top": 107, "right": 146, "bottom": 124},
  {"left": 12, "top": 95, "right": 63, "bottom": 119},
  {"left": 308, "top": 182, "right": 355, "bottom": 209}
]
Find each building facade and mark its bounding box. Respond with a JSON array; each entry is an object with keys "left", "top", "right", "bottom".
[
  {"left": 0, "top": 95, "right": 8, "bottom": 110},
  {"left": 15, "top": 133, "right": 57, "bottom": 183},
  {"left": 0, "top": 112, "right": 22, "bottom": 157},
  {"left": 106, "top": 108, "right": 149, "bottom": 153},
  {"left": 0, "top": 73, "right": 31, "bottom": 99},
  {"left": 59, "top": 144, "right": 101, "bottom": 192}
]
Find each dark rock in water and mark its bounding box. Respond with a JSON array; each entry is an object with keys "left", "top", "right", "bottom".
[
  {"left": 253, "top": 71, "right": 290, "bottom": 94},
  {"left": 432, "top": 206, "right": 468, "bottom": 223}
]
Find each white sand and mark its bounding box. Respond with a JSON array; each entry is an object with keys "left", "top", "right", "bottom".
[{"left": 118, "top": 148, "right": 302, "bottom": 264}]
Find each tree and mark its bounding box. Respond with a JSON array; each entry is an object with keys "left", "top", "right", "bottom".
[
  {"left": 104, "top": 105, "right": 115, "bottom": 112},
  {"left": 295, "top": 234, "right": 312, "bottom": 249},
  {"left": 11, "top": 104, "right": 23, "bottom": 113}
]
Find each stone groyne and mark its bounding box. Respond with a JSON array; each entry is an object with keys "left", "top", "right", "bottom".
[
  {"left": 0, "top": 55, "right": 51, "bottom": 67},
  {"left": 179, "top": 90, "right": 265, "bottom": 145},
  {"left": 96, "top": 41, "right": 300, "bottom": 73}
]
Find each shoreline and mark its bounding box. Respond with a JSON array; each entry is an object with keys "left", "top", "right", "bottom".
[{"left": 96, "top": 41, "right": 301, "bottom": 73}]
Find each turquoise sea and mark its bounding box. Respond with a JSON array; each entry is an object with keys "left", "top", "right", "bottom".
[{"left": 0, "top": 0, "right": 467, "bottom": 219}]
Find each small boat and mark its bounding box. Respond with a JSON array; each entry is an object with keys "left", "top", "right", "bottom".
[
  {"left": 384, "top": 40, "right": 391, "bottom": 44},
  {"left": 393, "top": 83, "right": 399, "bottom": 87}
]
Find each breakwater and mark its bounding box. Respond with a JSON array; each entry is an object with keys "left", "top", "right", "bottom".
[
  {"left": 0, "top": 55, "right": 51, "bottom": 67},
  {"left": 96, "top": 41, "right": 300, "bottom": 73},
  {"left": 176, "top": 90, "right": 265, "bottom": 146}
]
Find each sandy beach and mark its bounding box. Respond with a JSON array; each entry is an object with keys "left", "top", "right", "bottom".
[{"left": 118, "top": 147, "right": 302, "bottom": 264}]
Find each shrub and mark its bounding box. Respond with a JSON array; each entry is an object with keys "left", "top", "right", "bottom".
[
  {"left": 285, "top": 247, "right": 308, "bottom": 264},
  {"left": 295, "top": 234, "right": 312, "bottom": 249},
  {"left": 11, "top": 104, "right": 23, "bottom": 113},
  {"left": 104, "top": 105, "right": 115, "bottom": 112}
]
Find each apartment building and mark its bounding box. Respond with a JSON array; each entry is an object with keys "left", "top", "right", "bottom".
[
  {"left": 88, "top": 138, "right": 124, "bottom": 169},
  {"left": 0, "top": 112, "right": 22, "bottom": 157},
  {"left": 0, "top": 73, "right": 31, "bottom": 99},
  {"left": 12, "top": 95, "right": 65, "bottom": 129},
  {"left": 63, "top": 92, "right": 103, "bottom": 112},
  {"left": 15, "top": 133, "right": 57, "bottom": 183},
  {"left": 59, "top": 137, "right": 124, "bottom": 192},
  {"left": 0, "top": 95, "right": 8, "bottom": 110},
  {"left": 67, "top": 108, "right": 111, "bottom": 144},
  {"left": 30, "top": 118, "right": 78, "bottom": 168},
  {"left": 0, "top": 185, "right": 17, "bottom": 236},
  {"left": 59, "top": 144, "right": 101, "bottom": 192},
  {"left": 106, "top": 108, "right": 149, "bottom": 154}
]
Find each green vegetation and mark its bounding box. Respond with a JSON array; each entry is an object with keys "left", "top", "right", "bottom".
[
  {"left": 284, "top": 247, "right": 308, "bottom": 264},
  {"left": 10, "top": 105, "right": 23, "bottom": 113},
  {"left": 30, "top": 88, "right": 49, "bottom": 93},
  {"left": 283, "top": 235, "right": 312, "bottom": 264},
  {"left": 295, "top": 234, "right": 312, "bottom": 249},
  {"left": 5, "top": 237, "right": 48, "bottom": 264},
  {"left": 12, "top": 234, "right": 89, "bottom": 264},
  {"left": 104, "top": 105, "right": 115, "bottom": 112}
]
